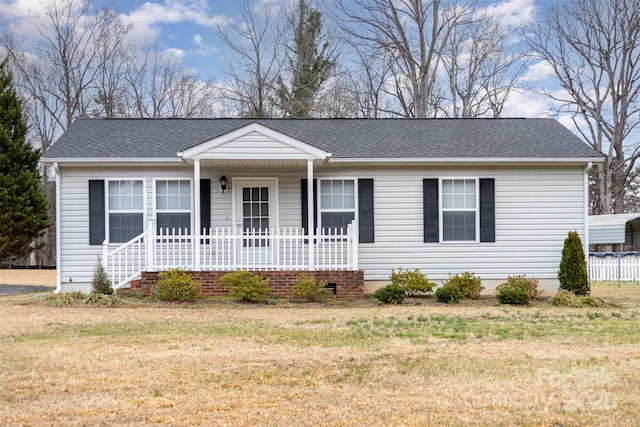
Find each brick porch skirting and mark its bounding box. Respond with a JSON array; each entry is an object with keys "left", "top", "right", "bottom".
[{"left": 136, "top": 270, "right": 365, "bottom": 301}]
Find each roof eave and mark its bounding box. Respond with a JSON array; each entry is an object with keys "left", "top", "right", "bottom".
[
  {"left": 327, "top": 156, "right": 605, "bottom": 164},
  {"left": 41, "top": 157, "right": 183, "bottom": 166}
]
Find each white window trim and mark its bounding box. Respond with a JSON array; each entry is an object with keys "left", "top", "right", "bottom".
[
  {"left": 152, "top": 178, "right": 194, "bottom": 231},
  {"left": 438, "top": 177, "right": 480, "bottom": 243},
  {"left": 317, "top": 177, "right": 358, "bottom": 232},
  {"left": 105, "top": 178, "right": 147, "bottom": 243}
]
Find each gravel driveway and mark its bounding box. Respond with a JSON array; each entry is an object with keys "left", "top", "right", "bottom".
[{"left": 0, "top": 285, "right": 54, "bottom": 296}]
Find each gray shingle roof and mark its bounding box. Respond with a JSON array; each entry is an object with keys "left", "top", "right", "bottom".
[{"left": 42, "top": 118, "right": 602, "bottom": 161}]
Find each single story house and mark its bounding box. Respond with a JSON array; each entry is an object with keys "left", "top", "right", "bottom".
[{"left": 41, "top": 118, "right": 602, "bottom": 297}]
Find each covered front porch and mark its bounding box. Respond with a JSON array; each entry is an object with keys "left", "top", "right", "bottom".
[{"left": 101, "top": 122, "right": 362, "bottom": 290}]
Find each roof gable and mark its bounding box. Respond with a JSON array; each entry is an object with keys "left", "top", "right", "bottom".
[{"left": 179, "top": 122, "right": 330, "bottom": 161}]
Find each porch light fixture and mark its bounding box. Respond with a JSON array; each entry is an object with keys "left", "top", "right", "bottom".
[{"left": 219, "top": 175, "right": 228, "bottom": 193}]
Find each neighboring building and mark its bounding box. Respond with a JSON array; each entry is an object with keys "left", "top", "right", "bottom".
[{"left": 41, "top": 118, "right": 602, "bottom": 296}]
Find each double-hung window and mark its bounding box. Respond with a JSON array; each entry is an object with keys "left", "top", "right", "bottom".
[
  {"left": 319, "top": 179, "right": 356, "bottom": 233},
  {"left": 156, "top": 180, "right": 191, "bottom": 232},
  {"left": 441, "top": 178, "right": 478, "bottom": 242},
  {"left": 107, "top": 180, "right": 144, "bottom": 243}
]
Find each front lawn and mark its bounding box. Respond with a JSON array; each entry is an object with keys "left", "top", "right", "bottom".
[{"left": 0, "top": 281, "right": 639, "bottom": 426}]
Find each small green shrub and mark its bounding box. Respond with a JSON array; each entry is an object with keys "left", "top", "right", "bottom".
[
  {"left": 496, "top": 285, "right": 530, "bottom": 305},
  {"left": 91, "top": 255, "right": 113, "bottom": 295},
  {"left": 558, "top": 230, "right": 589, "bottom": 295},
  {"left": 220, "top": 270, "right": 270, "bottom": 303},
  {"left": 154, "top": 268, "right": 201, "bottom": 302},
  {"left": 373, "top": 283, "right": 406, "bottom": 304},
  {"left": 502, "top": 275, "right": 541, "bottom": 299},
  {"left": 291, "top": 274, "right": 330, "bottom": 302},
  {"left": 442, "top": 272, "right": 483, "bottom": 299},
  {"left": 435, "top": 283, "right": 461, "bottom": 304},
  {"left": 389, "top": 268, "right": 436, "bottom": 296}
]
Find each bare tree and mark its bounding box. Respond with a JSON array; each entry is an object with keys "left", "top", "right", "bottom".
[
  {"left": 92, "top": 8, "right": 134, "bottom": 118},
  {"left": 123, "top": 46, "right": 217, "bottom": 118},
  {"left": 334, "top": 0, "right": 475, "bottom": 118},
  {"left": 527, "top": 0, "right": 640, "bottom": 214},
  {"left": 442, "top": 13, "right": 527, "bottom": 118},
  {"left": 216, "top": 0, "right": 284, "bottom": 118},
  {"left": 3, "top": 0, "right": 132, "bottom": 147}
]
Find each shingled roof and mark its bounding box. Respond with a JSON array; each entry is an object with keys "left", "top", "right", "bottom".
[{"left": 42, "top": 118, "right": 602, "bottom": 162}]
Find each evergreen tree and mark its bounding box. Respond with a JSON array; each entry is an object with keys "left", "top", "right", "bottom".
[
  {"left": 0, "top": 58, "right": 49, "bottom": 261},
  {"left": 92, "top": 255, "right": 113, "bottom": 295},
  {"left": 277, "top": 0, "right": 335, "bottom": 117},
  {"left": 558, "top": 230, "right": 589, "bottom": 295}
]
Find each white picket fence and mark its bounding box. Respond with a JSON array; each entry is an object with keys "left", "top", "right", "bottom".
[
  {"left": 589, "top": 253, "right": 640, "bottom": 282},
  {"left": 104, "top": 222, "right": 359, "bottom": 289}
]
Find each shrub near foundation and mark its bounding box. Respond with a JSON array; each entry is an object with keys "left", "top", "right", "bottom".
[
  {"left": 495, "top": 275, "right": 541, "bottom": 306},
  {"left": 155, "top": 269, "right": 201, "bottom": 302},
  {"left": 220, "top": 270, "right": 270, "bottom": 303},
  {"left": 91, "top": 255, "right": 113, "bottom": 295},
  {"left": 442, "top": 272, "right": 484, "bottom": 299},
  {"left": 435, "top": 283, "right": 461, "bottom": 304},
  {"left": 390, "top": 267, "right": 436, "bottom": 296},
  {"left": 558, "top": 230, "right": 589, "bottom": 295},
  {"left": 291, "top": 274, "right": 330, "bottom": 302},
  {"left": 373, "top": 283, "right": 406, "bottom": 304}
]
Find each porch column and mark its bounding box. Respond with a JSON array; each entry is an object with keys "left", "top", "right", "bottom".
[
  {"left": 194, "top": 159, "right": 201, "bottom": 270},
  {"left": 307, "top": 159, "right": 315, "bottom": 270}
]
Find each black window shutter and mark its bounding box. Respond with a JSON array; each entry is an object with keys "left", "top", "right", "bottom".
[
  {"left": 479, "top": 178, "right": 495, "bottom": 242},
  {"left": 89, "top": 180, "right": 105, "bottom": 245},
  {"left": 200, "top": 179, "right": 211, "bottom": 233},
  {"left": 358, "top": 179, "right": 374, "bottom": 243},
  {"left": 301, "top": 179, "right": 318, "bottom": 233},
  {"left": 423, "top": 179, "right": 439, "bottom": 243}
]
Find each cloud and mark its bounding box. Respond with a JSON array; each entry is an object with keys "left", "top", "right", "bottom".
[
  {"left": 192, "top": 33, "right": 218, "bottom": 55},
  {"left": 125, "top": 0, "right": 227, "bottom": 30},
  {"left": 0, "top": 0, "right": 86, "bottom": 38},
  {"left": 501, "top": 89, "right": 555, "bottom": 118},
  {"left": 520, "top": 60, "right": 556, "bottom": 83},
  {"left": 162, "top": 47, "right": 185, "bottom": 60},
  {"left": 483, "top": 0, "right": 536, "bottom": 27}
]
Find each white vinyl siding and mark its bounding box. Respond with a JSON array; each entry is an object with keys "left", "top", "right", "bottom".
[
  {"left": 55, "top": 163, "right": 587, "bottom": 294},
  {"left": 356, "top": 165, "right": 586, "bottom": 286}
]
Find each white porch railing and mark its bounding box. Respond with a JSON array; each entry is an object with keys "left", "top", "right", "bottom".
[
  {"left": 589, "top": 252, "right": 640, "bottom": 282},
  {"left": 102, "top": 232, "right": 147, "bottom": 290},
  {"left": 104, "top": 221, "right": 359, "bottom": 290}
]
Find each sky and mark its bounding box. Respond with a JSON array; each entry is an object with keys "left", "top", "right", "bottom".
[{"left": 0, "top": 0, "right": 564, "bottom": 122}]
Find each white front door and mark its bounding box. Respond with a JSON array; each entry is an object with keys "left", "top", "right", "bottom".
[{"left": 233, "top": 178, "right": 278, "bottom": 265}]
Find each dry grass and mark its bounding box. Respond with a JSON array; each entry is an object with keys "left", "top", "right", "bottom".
[
  {"left": 0, "top": 269, "right": 56, "bottom": 286},
  {"left": 1, "top": 281, "right": 640, "bottom": 426}
]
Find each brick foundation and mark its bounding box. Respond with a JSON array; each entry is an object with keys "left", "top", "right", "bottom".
[{"left": 135, "top": 270, "right": 364, "bottom": 301}]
